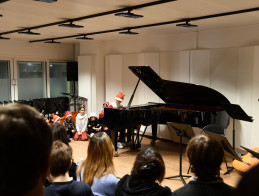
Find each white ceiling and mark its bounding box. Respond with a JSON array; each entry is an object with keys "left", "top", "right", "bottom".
[{"left": 1, "top": 0, "right": 259, "bottom": 43}]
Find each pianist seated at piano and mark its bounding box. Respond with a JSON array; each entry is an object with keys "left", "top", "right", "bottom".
[
  {"left": 115, "top": 147, "right": 172, "bottom": 196},
  {"left": 109, "top": 92, "right": 127, "bottom": 149},
  {"left": 172, "top": 134, "right": 235, "bottom": 196}
]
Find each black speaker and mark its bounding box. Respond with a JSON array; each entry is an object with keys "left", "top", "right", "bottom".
[{"left": 67, "top": 62, "right": 78, "bottom": 81}]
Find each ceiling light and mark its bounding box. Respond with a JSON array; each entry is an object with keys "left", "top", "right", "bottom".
[
  {"left": 176, "top": 20, "right": 197, "bottom": 28},
  {"left": 119, "top": 29, "right": 139, "bottom": 35},
  {"left": 0, "top": 35, "right": 10, "bottom": 40},
  {"left": 44, "top": 40, "right": 60, "bottom": 44},
  {"left": 18, "top": 29, "right": 41, "bottom": 35},
  {"left": 34, "top": 0, "right": 57, "bottom": 3},
  {"left": 115, "top": 10, "right": 143, "bottom": 19},
  {"left": 58, "top": 21, "right": 84, "bottom": 28},
  {"left": 76, "top": 35, "right": 93, "bottom": 40},
  {"left": 0, "top": 14, "right": 2, "bottom": 17}
]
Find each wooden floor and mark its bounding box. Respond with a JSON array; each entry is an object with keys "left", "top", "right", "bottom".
[{"left": 70, "top": 137, "right": 242, "bottom": 192}]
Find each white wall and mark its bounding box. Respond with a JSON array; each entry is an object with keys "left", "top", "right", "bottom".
[
  {"left": 0, "top": 40, "right": 74, "bottom": 60},
  {"left": 78, "top": 41, "right": 105, "bottom": 114},
  {"left": 77, "top": 23, "right": 259, "bottom": 148}
]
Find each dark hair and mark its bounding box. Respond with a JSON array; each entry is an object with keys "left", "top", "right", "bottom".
[
  {"left": 52, "top": 123, "right": 69, "bottom": 145},
  {"left": 50, "top": 141, "right": 72, "bottom": 177},
  {"left": 187, "top": 134, "right": 224, "bottom": 180},
  {"left": 79, "top": 105, "right": 86, "bottom": 111},
  {"left": 131, "top": 147, "right": 165, "bottom": 183},
  {"left": 0, "top": 103, "right": 52, "bottom": 195}
]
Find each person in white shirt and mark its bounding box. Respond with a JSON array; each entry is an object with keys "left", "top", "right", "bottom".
[{"left": 74, "top": 105, "right": 88, "bottom": 141}]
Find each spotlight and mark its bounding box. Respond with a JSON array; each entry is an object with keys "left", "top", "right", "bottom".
[
  {"left": 76, "top": 35, "right": 93, "bottom": 40},
  {"left": 176, "top": 20, "right": 197, "bottom": 28},
  {"left": 44, "top": 39, "right": 60, "bottom": 44},
  {"left": 0, "top": 35, "right": 10, "bottom": 40},
  {"left": 0, "top": 14, "right": 2, "bottom": 17},
  {"left": 119, "top": 29, "right": 139, "bottom": 35},
  {"left": 18, "top": 29, "right": 41, "bottom": 35},
  {"left": 58, "top": 21, "right": 84, "bottom": 28},
  {"left": 115, "top": 10, "right": 143, "bottom": 19}
]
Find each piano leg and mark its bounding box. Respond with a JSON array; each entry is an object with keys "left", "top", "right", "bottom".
[
  {"left": 130, "top": 129, "right": 135, "bottom": 150},
  {"left": 151, "top": 123, "right": 158, "bottom": 145},
  {"left": 111, "top": 129, "right": 119, "bottom": 156},
  {"left": 126, "top": 129, "right": 132, "bottom": 143},
  {"left": 135, "top": 128, "right": 141, "bottom": 148}
]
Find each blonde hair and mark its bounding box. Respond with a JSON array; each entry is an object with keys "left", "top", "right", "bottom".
[{"left": 77, "top": 132, "right": 115, "bottom": 186}]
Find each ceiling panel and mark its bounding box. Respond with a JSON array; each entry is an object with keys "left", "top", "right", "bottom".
[{"left": 0, "top": 0, "right": 259, "bottom": 43}]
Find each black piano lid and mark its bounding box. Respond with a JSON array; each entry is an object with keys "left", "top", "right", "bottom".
[{"left": 129, "top": 66, "right": 253, "bottom": 122}]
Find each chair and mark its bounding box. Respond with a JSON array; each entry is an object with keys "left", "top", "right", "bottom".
[
  {"left": 187, "top": 124, "right": 231, "bottom": 175},
  {"left": 202, "top": 124, "right": 226, "bottom": 135}
]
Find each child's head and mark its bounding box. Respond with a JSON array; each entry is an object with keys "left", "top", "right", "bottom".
[
  {"left": 65, "top": 112, "right": 72, "bottom": 122},
  {"left": 186, "top": 134, "right": 224, "bottom": 180},
  {"left": 88, "top": 132, "right": 114, "bottom": 161},
  {"left": 131, "top": 147, "right": 165, "bottom": 184},
  {"left": 81, "top": 132, "right": 115, "bottom": 186},
  {"left": 115, "top": 92, "right": 125, "bottom": 103},
  {"left": 103, "top": 102, "right": 109, "bottom": 108},
  {"left": 0, "top": 103, "right": 52, "bottom": 195},
  {"left": 52, "top": 114, "right": 61, "bottom": 124},
  {"left": 79, "top": 105, "right": 86, "bottom": 115},
  {"left": 89, "top": 112, "right": 97, "bottom": 121},
  {"left": 50, "top": 140, "right": 72, "bottom": 177},
  {"left": 52, "top": 123, "right": 69, "bottom": 145}
]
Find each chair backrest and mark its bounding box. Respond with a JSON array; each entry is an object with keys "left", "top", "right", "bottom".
[{"left": 202, "top": 124, "right": 225, "bottom": 135}]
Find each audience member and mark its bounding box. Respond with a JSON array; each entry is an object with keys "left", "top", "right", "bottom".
[
  {"left": 74, "top": 105, "right": 88, "bottom": 141},
  {"left": 44, "top": 141, "right": 93, "bottom": 196},
  {"left": 63, "top": 111, "right": 76, "bottom": 139},
  {"left": 115, "top": 147, "right": 172, "bottom": 196},
  {"left": 52, "top": 114, "right": 61, "bottom": 124},
  {"left": 172, "top": 134, "right": 235, "bottom": 196},
  {"left": 87, "top": 112, "right": 101, "bottom": 136},
  {"left": 99, "top": 102, "right": 109, "bottom": 118},
  {"left": 0, "top": 103, "right": 52, "bottom": 196},
  {"left": 99, "top": 102, "right": 110, "bottom": 136},
  {"left": 77, "top": 132, "right": 119, "bottom": 196},
  {"left": 52, "top": 123, "right": 77, "bottom": 180}
]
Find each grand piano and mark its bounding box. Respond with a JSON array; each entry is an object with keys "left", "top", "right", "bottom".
[{"left": 99, "top": 66, "right": 253, "bottom": 152}]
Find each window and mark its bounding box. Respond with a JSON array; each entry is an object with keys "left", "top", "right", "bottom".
[
  {"left": 17, "top": 61, "right": 47, "bottom": 100},
  {"left": 0, "top": 60, "right": 10, "bottom": 102},
  {"left": 49, "top": 62, "right": 77, "bottom": 97}
]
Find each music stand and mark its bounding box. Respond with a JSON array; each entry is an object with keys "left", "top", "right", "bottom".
[
  {"left": 166, "top": 122, "right": 195, "bottom": 185},
  {"left": 203, "top": 130, "right": 242, "bottom": 174}
]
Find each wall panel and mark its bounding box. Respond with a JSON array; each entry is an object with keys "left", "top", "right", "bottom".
[
  {"left": 78, "top": 55, "right": 95, "bottom": 114},
  {"left": 190, "top": 50, "right": 211, "bottom": 87},
  {"left": 105, "top": 55, "right": 123, "bottom": 104}
]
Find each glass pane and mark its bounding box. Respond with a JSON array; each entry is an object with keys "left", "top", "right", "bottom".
[
  {"left": 17, "top": 61, "right": 46, "bottom": 100},
  {"left": 0, "top": 60, "right": 10, "bottom": 102},
  {"left": 49, "top": 62, "right": 69, "bottom": 97}
]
